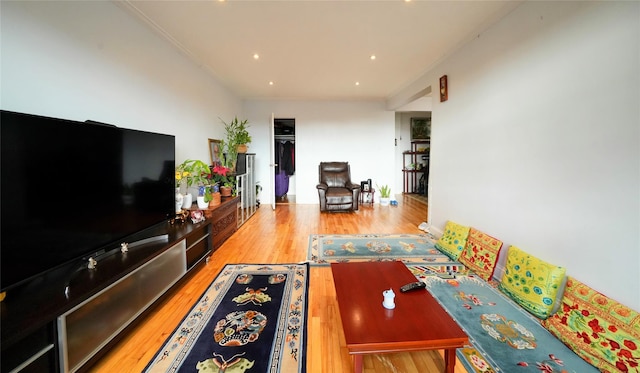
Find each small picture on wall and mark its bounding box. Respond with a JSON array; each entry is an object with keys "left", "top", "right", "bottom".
[
  {"left": 440, "top": 75, "right": 448, "bottom": 102},
  {"left": 410, "top": 117, "right": 431, "bottom": 140},
  {"left": 208, "top": 139, "right": 222, "bottom": 166}
]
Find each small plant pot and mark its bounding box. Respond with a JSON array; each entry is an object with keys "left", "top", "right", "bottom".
[
  {"left": 380, "top": 197, "right": 391, "bottom": 206},
  {"left": 182, "top": 193, "right": 193, "bottom": 209},
  {"left": 237, "top": 144, "right": 248, "bottom": 153},
  {"left": 220, "top": 186, "right": 233, "bottom": 197},
  {"left": 209, "top": 192, "right": 221, "bottom": 206},
  {"left": 196, "top": 196, "right": 208, "bottom": 209}
]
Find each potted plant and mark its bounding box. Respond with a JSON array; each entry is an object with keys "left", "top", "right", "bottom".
[
  {"left": 176, "top": 161, "right": 196, "bottom": 208},
  {"left": 377, "top": 184, "right": 391, "bottom": 206},
  {"left": 205, "top": 184, "right": 221, "bottom": 206},
  {"left": 256, "top": 181, "right": 262, "bottom": 207},
  {"left": 178, "top": 159, "right": 212, "bottom": 208},
  {"left": 175, "top": 166, "right": 188, "bottom": 210},
  {"left": 212, "top": 164, "right": 234, "bottom": 197},
  {"left": 219, "top": 116, "right": 251, "bottom": 170}
]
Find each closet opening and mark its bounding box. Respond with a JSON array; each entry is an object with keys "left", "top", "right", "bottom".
[{"left": 274, "top": 118, "right": 295, "bottom": 204}]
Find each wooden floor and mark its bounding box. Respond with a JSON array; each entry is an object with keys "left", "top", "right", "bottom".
[{"left": 92, "top": 195, "right": 468, "bottom": 373}]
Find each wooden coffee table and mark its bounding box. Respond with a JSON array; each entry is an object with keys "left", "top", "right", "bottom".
[{"left": 331, "top": 261, "right": 468, "bottom": 373}]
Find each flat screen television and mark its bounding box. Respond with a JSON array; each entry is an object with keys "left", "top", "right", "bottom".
[{"left": 1, "top": 110, "right": 175, "bottom": 292}]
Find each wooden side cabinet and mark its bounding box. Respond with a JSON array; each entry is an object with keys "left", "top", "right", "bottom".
[{"left": 209, "top": 196, "right": 239, "bottom": 249}]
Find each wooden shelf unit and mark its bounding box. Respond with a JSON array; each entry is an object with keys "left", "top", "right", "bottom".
[{"left": 402, "top": 140, "right": 430, "bottom": 195}]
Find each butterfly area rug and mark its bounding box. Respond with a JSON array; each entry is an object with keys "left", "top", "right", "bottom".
[
  {"left": 307, "top": 233, "right": 456, "bottom": 266},
  {"left": 144, "top": 263, "right": 309, "bottom": 373}
]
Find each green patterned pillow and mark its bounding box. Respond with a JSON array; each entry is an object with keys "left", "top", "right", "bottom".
[
  {"left": 458, "top": 228, "right": 503, "bottom": 281},
  {"left": 542, "top": 277, "right": 640, "bottom": 372},
  {"left": 434, "top": 221, "right": 470, "bottom": 260},
  {"left": 498, "top": 246, "right": 566, "bottom": 319}
]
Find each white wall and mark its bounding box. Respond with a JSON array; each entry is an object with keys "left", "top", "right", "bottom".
[
  {"left": 3, "top": 1, "right": 638, "bottom": 311},
  {"left": 1, "top": 1, "right": 241, "bottom": 167},
  {"left": 243, "top": 100, "right": 395, "bottom": 205},
  {"left": 391, "top": 1, "right": 640, "bottom": 310}
]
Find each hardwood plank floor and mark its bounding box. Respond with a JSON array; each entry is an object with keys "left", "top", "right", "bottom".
[{"left": 92, "top": 196, "right": 468, "bottom": 373}]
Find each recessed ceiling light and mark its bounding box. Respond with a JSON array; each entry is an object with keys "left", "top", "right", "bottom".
[
  {"left": 355, "top": 82, "right": 360, "bottom": 86},
  {"left": 269, "top": 81, "right": 274, "bottom": 86},
  {"left": 370, "top": 55, "right": 376, "bottom": 60},
  {"left": 253, "top": 53, "right": 260, "bottom": 60}
]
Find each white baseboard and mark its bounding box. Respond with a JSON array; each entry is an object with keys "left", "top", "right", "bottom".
[
  {"left": 493, "top": 263, "right": 505, "bottom": 281},
  {"left": 429, "top": 225, "right": 444, "bottom": 238}
]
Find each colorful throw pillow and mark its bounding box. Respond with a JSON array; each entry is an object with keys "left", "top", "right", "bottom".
[
  {"left": 498, "top": 246, "right": 566, "bottom": 319},
  {"left": 542, "top": 277, "right": 640, "bottom": 372},
  {"left": 434, "top": 221, "right": 470, "bottom": 260},
  {"left": 458, "top": 228, "right": 503, "bottom": 281}
]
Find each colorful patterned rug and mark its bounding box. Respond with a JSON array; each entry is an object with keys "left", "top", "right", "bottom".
[
  {"left": 144, "top": 263, "right": 309, "bottom": 373},
  {"left": 419, "top": 274, "right": 598, "bottom": 373},
  {"left": 307, "top": 233, "right": 454, "bottom": 265}
]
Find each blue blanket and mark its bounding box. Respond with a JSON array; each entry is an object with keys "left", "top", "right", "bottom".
[{"left": 421, "top": 274, "right": 598, "bottom": 373}]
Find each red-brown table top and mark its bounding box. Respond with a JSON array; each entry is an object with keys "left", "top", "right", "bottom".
[{"left": 331, "top": 261, "right": 468, "bottom": 354}]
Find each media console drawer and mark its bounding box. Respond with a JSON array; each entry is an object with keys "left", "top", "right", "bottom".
[
  {"left": 185, "top": 222, "right": 212, "bottom": 269},
  {"left": 1, "top": 322, "right": 56, "bottom": 373},
  {"left": 57, "top": 240, "right": 187, "bottom": 373}
]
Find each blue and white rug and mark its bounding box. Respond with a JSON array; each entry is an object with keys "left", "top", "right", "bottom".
[
  {"left": 307, "top": 233, "right": 453, "bottom": 265},
  {"left": 144, "top": 263, "right": 309, "bottom": 373}
]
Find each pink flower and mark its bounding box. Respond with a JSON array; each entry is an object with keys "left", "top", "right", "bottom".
[{"left": 212, "top": 165, "right": 229, "bottom": 177}]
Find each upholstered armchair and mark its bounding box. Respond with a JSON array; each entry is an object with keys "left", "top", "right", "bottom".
[{"left": 316, "top": 162, "right": 361, "bottom": 212}]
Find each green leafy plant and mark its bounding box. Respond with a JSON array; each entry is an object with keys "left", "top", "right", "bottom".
[
  {"left": 255, "top": 181, "right": 262, "bottom": 195},
  {"left": 204, "top": 185, "right": 215, "bottom": 202},
  {"left": 223, "top": 180, "right": 235, "bottom": 189},
  {"left": 377, "top": 184, "right": 391, "bottom": 198},
  {"left": 176, "top": 159, "right": 211, "bottom": 188},
  {"left": 219, "top": 116, "right": 251, "bottom": 169}
]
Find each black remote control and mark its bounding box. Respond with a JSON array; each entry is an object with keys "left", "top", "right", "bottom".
[{"left": 400, "top": 281, "right": 426, "bottom": 293}]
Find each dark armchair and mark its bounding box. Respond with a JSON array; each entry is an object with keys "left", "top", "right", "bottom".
[{"left": 316, "top": 162, "right": 361, "bottom": 212}]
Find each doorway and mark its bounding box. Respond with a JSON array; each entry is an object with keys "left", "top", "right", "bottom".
[{"left": 274, "top": 118, "right": 295, "bottom": 205}]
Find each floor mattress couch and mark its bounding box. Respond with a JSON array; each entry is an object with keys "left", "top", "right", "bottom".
[{"left": 411, "top": 221, "right": 639, "bottom": 373}]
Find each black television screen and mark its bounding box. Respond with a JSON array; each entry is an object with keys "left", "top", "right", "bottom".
[{"left": 1, "top": 110, "right": 175, "bottom": 292}]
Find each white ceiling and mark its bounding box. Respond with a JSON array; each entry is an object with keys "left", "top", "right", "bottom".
[{"left": 119, "top": 1, "right": 520, "bottom": 101}]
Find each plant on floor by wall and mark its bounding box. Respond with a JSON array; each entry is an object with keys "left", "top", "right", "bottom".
[
  {"left": 378, "top": 184, "right": 391, "bottom": 198},
  {"left": 255, "top": 181, "right": 262, "bottom": 207},
  {"left": 377, "top": 184, "right": 391, "bottom": 206}
]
